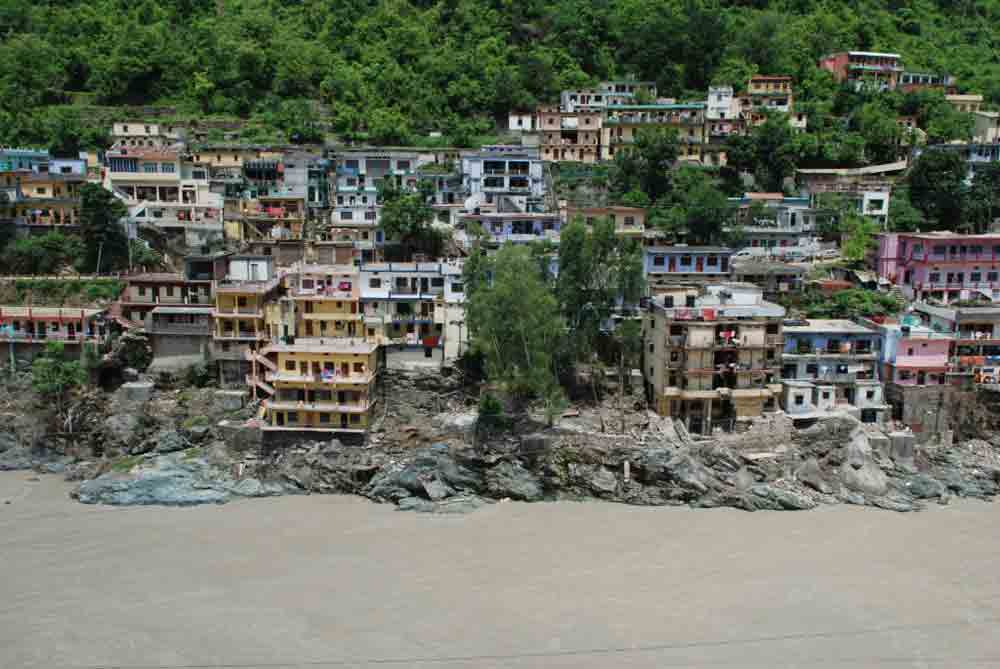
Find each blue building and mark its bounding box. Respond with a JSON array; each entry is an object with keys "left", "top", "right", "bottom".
[{"left": 644, "top": 246, "right": 733, "bottom": 287}]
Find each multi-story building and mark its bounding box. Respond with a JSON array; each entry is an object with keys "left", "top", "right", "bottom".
[
  {"left": 602, "top": 103, "right": 706, "bottom": 162},
  {"left": 560, "top": 80, "right": 657, "bottom": 113},
  {"left": 0, "top": 306, "right": 108, "bottom": 361},
  {"left": 731, "top": 261, "right": 806, "bottom": 298},
  {"left": 795, "top": 161, "right": 905, "bottom": 227},
  {"left": 780, "top": 319, "right": 887, "bottom": 423},
  {"left": 358, "top": 260, "right": 466, "bottom": 364},
  {"left": 561, "top": 205, "right": 646, "bottom": 240},
  {"left": 704, "top": 86, "right": 742, "bottom": 166},
  {"left": 118, "top": 272, "right": 215, "bottom": 325},
  {"left": 898, "top": 72, "right": 957, "bottom": 94},
  {"left": 251, "top": 337, "right": 380, "bottom": 434},
  {"left": 9, "top": 156, "right": 87, "bottom": 231},
  {"left": 110, "top": 122, "right": 184, "bottom": 149},
  {"left": 0, "top": 148, "right": 50, "bottom": 172},
  {"left": 914, "top": 302, "right": 1000, "bottom": 385},
  {"left": 741, "top": 76, "right": 807, "bottom": 131},
  {"left": 875, "top": 232, "right": 1000, "bottom": 303},
  {"left": 644, "top": 246, "right": 733, "bottom": 292},
  {"left": 461, "top": 147, "right": 545, "bottom": 214},
  {"left": 730, "top": 192, "right": 818, "bottom": 251},
  {"left": 271, "top": 264, "right": 362, "bottom": 341},
  {"left": 872, "top": 319, "right": 955, "bottom": 434},
  {"left": 104, "top": 145, "right": 224, "bottom": 246},
  {"left": 945, "top": 94, "right": 984, "bottom": 114},
  {"left": 456, "top": 212, "right": 560, "bottom": 248},
  {"left": 973, "top": 111, "right": 1000, "bottom": 143},
  {"left": 235, "top": 154, "right": 308, "bottom": 241},
  {"left": 213, "top": 254, "right": 284, "bottom": 385},
  {"left": 818, "top": 51, "right": 904, "bottom": 90},
  {"left": 537, "top": 105, "right": 603, "bottom": 163},
  {"left": 643, "top": 284, "right": 785, "bottom": 434}
]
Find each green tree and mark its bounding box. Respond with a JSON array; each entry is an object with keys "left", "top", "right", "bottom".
[
  {"left": 466, "top": 244, "right": 566, "bottom": 404},
  {"left": 609, "top": 127, "right": 679, "bottom": 203},
  {"left": 79, "top": 183, "right": 128, "bottom": 273},
  {"left": 908, "top": 150, "right": 968, "bottom": 230},
  {"left": 839, "top": 212, "right": 880, "bottom": 265},
  {"left": 857, "top": 100, "right": 903, "bottom": 164},
  {"left": 31, "top": 341, "right": 86, "bottom": 418},
  {"left": 378, "top": 179, "right": 442, "bottom": 259},
  {"left": 887, "top": 186, "right": 926, "bottom": 232},
  {"left": 967, "top": 164, "right": 1000, "bottom": 234}
]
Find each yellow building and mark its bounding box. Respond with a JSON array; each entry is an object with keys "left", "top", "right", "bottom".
[
  {"left": 212, "top": 261, "right": 282, "bottom": 385},
  {"left": 602, "top": 103, "right": 706, "bottom": 162},
  {"left": 251, "top": 338, "right": 380, "bottom": 432},
  {"left": 271, "top": 264, "right": 362, "bottom": 340},
  {"left": 15, "top": 172, "right": 82, "bottom": 226}
]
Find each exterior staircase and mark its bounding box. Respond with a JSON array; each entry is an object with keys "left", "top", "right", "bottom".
[
  {"left": 244, "top": 348, "right": 277, "bottom": 372},
  {"left": 245, "top": 374, "right": 275, "bottom": 396}
]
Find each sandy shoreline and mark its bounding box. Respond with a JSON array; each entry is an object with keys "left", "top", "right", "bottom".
[{"left": 3, "top": 471, "right": 999, "bottom": 668}]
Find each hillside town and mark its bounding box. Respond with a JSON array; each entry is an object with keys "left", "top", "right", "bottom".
[{"left": 1, "top": 53, "right": 1000, "bottom": 509}]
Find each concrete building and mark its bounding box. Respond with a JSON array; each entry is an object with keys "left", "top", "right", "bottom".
[
  {"left": 359, "top": 260, "right": 466, "bottom": 366},
  {"left": 731, "top": 261, "right": 807, "bottom": 298},
  {"left": 795, "top": 161, "right": 905, "bottom": 227},
  {"left": 119, "top": 272, "right": 215, "bottom": 325},
  {"left": 461, "top": 147, "right": 545, "bottom": 214},
  {"left": 740, "top": 76, "right": 807, "bottom": 131},
  {"left": 644, "top": 246, "right": 733, "bottom": 293},
  {"left": 561, "top": 205, "right": 646, "bottom": 240},
  {"left": 643, "top": 284, "right": 784, "bottom": 434},
  {"left": 560, "top": 80, "right": 657, "bottom": 113},
  {"left": 456, "top": 212, "right": 560, "bottom": 248},
  {"left": 730, "top": 192, "right": 818, "bottom": 251},
  {"left": 875, "top": 231, "right": 1000, "bottom": 303},
  {"left": 0, "top": 306, "right": 108, "bottom": 361},
  {"left": 818, "top": 51, "right": 904, "bottom": 90},
  {"left": 213, "top": 255, "right": 284, "bottom": 385},
  {"left": 111, "top": 122, "right": 184, "bottom": 149},
  {"left": 781, "top": 319, "right": 887, "bottom": 423},
  {"left": 602, "top": 103, "right": 706, "bottom": 162},
  {"left": 914, "top": 302, "right": 1000, "bottom": 385},
  {"left": 945, "top": 94, "right": 984, "bottom": 114},
  {"left": 537, "top": 106, "right": 603, "bottom": 163},
  {"left": 704, "top": 86, "right": 742, "bottom": 166},
  {"left": 105, "top": 145, "right": 224, "bottom": 247},
  {"left": 973, "top": 111, "right": 1000, "bottom": 143},
  {"left": 145, "top": 306, "right": 215, "bottom": 371},
  {"left": 898, "top": 72, "right": 957, "bottom": 94},
  {"left": 872, "top": 318, "right": 955, "bottom": 435},
  {"left": 252, "top": 337, "right": 380, "bottom": 434}
]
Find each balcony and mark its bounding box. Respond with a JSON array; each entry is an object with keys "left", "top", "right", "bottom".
[
  {"left": 215, "top": 330, "right": 267, "bottom": 341},
  {"left": 265, "top": 371, "right": 374, "bottom": 385},
  {"left": 214, "top": 306, "right": 262, "bottom": 316},
  {"left": 148, "top": 321, "right": 211, "bottom": 335},
  {"left": 264, "top": 399, "right": 373, "bottom": 413},
  {"left": 0, "top": 332, "right": 100, "bottom": 344}
]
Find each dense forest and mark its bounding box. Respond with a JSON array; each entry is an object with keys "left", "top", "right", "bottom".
[{"left": 0, "top": 0, "right": 998, "bottom": 150}]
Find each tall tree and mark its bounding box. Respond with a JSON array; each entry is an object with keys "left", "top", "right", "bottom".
[
  {"left": 966, "top": 164, "right": 1000, "bottom": 234},
  {"left": 78, "top": 184, "right": 128, "bottom": 273},
  {"left": 908, "top": 150, "right": 968, "bottom": 230},
  {"left": 610, "top": 128, "right": 679, "bottom": 203}
]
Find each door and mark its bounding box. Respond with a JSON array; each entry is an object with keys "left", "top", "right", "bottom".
[
  {"left": 340, "top": 414, "right": 349, "bottom": 428},
  {"left": 276, "top": 412, "right": 285, "bottom": 427},
  {"left": 67, "top": 323, "right": 76, "bottom": 339},
  {"left": 917, "top": 371, "right": 926, "bottom": 384},
  {"left": 420, "top": 277, "right": 429, "bottom": 293},
  {"left": 695, "top": 257, "right": 704, "bottom": 272},
  {"left": 341, "top": 362, "right": 349, "bottom": 376},
  {"left": 668, "top": 257, "right": 676, "bottom": 272}
]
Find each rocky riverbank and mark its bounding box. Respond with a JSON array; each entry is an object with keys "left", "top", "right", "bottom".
[{"left": 3, "top": 369, "right": 1000, "bottom": 514}]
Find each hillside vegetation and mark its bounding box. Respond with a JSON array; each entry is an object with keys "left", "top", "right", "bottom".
[{"left": 0, "top": 0, "right": 997, "bottom": 149}]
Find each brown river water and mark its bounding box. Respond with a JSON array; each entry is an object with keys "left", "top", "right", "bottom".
[{"left": 2, "top": 471, "right": 1000, "bottom": 668}]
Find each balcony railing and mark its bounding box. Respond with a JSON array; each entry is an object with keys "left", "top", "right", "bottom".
[
  {"left": 0, "top": 332, "right": 101, "bottom": 344},
  {"left": 266, "top": 371, "right": 374, "bottom": 385},
  {"left": 214, "top": 306, "right": 262, "bottom": 315},
  {"left": 149, "top": 322, "right": 211, "bottom": 335}
]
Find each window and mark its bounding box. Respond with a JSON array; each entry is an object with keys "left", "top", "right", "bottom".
[
  {"left": 60, "top": 166, "right": 72, "bottom": 174},
  {"left": 369, "top": 278, "right": 381, "bottom": 288},
  {"left": 907, "top": 348, "right": 914, "bottom": 356},
  {"left": 670, "top": 351, "right": 679, "bottom": 362},
  {"left": 989, "top": 272, "right": 998, "bottom": 282},
  {"left": 624, "top": 216, "right": 635, "bottom": 226},
  {"left": 794, "top": 394, "right": 805, "bottom": 406},
  {"left": 351, "top": 414, "right": 361, "bottom": 424},
  {"left": 319, "top": 414, "right": 331, "bottom": 424},
  {"left": 649, "top": 343, "right": 654, "bottom": 353},
  {"left": 653, "top": 256, "right": 665, "bottom": 267},
  {"left": 143, "top": 162, "right": 158, "bottom": 173},
  {"left": 452, "top": 282, "right": 464, "bottom": 293},
  {"left": 285, "top": 360, "right": 295, "bottom": 371},
  {"left": 364, "top": 211, "right": 376, "bottom": 221},
  {"left": 680, "top": 256, "right": 692, "bottom": 265},
  {"left": 912, "top": 243, "right": 923, "bottom": 255},
  {"left": 35, "top": 187, "right": 45, "bottom": 194},
  {"left": 340, "top": 211, "right": 353, "bottom": 221},
  {"left": 165, "top": 286, "right": 174, "bottom": 297},
  {"left": 806, "top": 363, "right": 818, "bottom": 376},
  {"left": 972, "top": 272, "right": 982, "bottom": 283},
  {"left": 971, "top": 245, "right": 983, "bottom": 255},
  {"left": 866, "top": 390, "right": 876, "bottom": 400},
  {"left": 354, "top": 362, "right": 364, "bottom": 373},
  {"left": 822, "top": 391, "right": 830, "bottom": 400},
  {"left": 160, "top": 162, "right": 175, "bottom": 173},
  {"left": 929, "top": 272, "right": 941, "bottom": 283},
  {"left": 137, "top": 286, "right": 146, "bottom": 296},
  {"left": 706, "top": 256, "right": 718, "bottom": 266},
  {"left": 933, "top": 245, "right": 946, "bottom": 256},
  {"left": 192, "top": 170, "right": 206, "bottom": 180},
  {"left": 396, "top": 161, "right": 410, "bottom": 171}
]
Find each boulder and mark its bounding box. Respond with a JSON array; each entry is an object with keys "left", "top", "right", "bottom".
[
  {"left": 116, "top": 381, "right": 154, "bottom": 406},
  {"left": 227, "top": 478, "right": 286, "bottom": 498},
  {"left": 0, "top": 432, "right": 18, "bottom": 454},
  {"left": 905, "top": 474, "right": 945, "bottom": 500},
  {"left": 750, "top": 483, "right": 818, "bottom": 511},
  {"left": 214, "top": 390, "right": 247, "bottom": 413},
  {"left": 586, "top": 466, "right": 619, "bottom": 495},
  {"left": 76, "top": 458, "right": 229, "bottom": 506},
  {"left": 795, "top": 457, "right": 833, "bottom": 494},
  {"left": 840, "top": 430, "right": 887, "bottom": 496},
  {"left": 485, "top": 461, "right": 543, "bottom": 501},
  {"left": 105, "top": 414, "right": 141, "bottom": 447},
  {"left": 153, "top": 429, "right": 190, "bottom": 454},
  {"left": 0, "top": 447, "right": 37, "bottom": 471}
]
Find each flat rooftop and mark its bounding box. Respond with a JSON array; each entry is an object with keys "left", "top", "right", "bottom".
[
  {"left": 784, "top": 319, "right": 878, "bottom": 335},
  {"left": 263, "top": 338, "right": 378, "bottom": 355}
]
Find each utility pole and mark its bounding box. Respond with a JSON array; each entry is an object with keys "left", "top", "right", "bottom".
[{"left": 95, "top": 241, "right": 104, "bottom": 276}]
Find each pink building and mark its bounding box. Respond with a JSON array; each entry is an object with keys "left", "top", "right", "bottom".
[
  {"left": 876, "top": 232, "right": 1000, "bottom": 303},
  {"left": 818, "top": 51, "right": 903, "bottom": 90}
]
